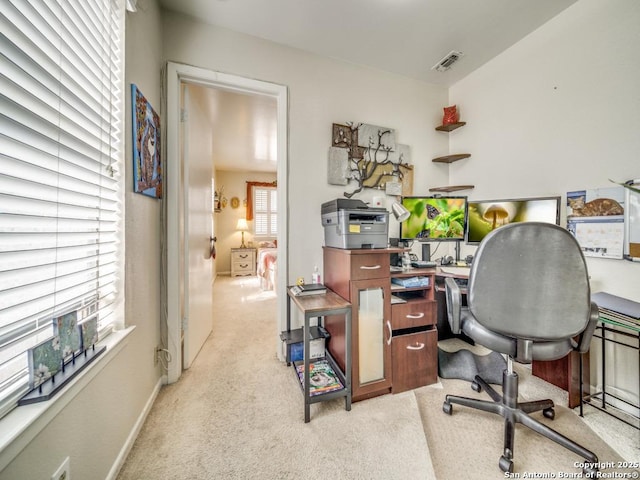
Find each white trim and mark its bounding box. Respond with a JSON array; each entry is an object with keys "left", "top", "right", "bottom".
[
  {"left": 106, "top": 376, "right": 163, "bottom": 480},
  {"left": 165, "top": 62, "right": 289, "bottom": 382},
  {"left": 0, "top": 326, "right": 135, "bottom": 472}
]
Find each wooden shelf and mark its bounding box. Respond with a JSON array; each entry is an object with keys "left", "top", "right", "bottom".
[
  {"left": 429, "top": 185, "right": 475, "bottom": 193},
  {"left": 432, "top": 153, "right": 471, "bottom": 164},
  {"left": 435, "top": 122, "right": 466, "bottom": 132}
]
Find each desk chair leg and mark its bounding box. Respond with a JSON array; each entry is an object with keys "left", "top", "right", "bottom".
[{"left": 443, "top": 369, "right": 600, "bottom": 475}]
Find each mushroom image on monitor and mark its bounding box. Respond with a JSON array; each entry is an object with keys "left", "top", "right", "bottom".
[{"left": 483, "top": 204, "right": 510, "bottom": 229}]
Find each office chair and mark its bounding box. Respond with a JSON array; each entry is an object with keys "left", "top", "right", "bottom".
[{"left": 442, "top": 222, "right": 599, "bottom": 474}]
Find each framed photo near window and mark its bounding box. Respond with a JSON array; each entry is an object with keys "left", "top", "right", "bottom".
[{"left": 132, "top": 84, "right": 162, "bottom": 199}]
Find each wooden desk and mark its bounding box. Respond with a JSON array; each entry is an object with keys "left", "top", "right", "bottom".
[{"left": 282, "top": 288, "right": 352, "bottom": 423}]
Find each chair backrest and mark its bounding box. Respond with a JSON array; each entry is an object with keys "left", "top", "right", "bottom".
[{"left": 468, "top": 222, "right": 591, "bottom": 341}]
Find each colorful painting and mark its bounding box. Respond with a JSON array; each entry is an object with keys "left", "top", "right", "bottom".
[
  {"left": 132, "top": 84, "right": 162, "bottom": 198},
  {"left": 53, "top": 311, "right": 82, "bottom": 362},
  {"left": 81, "top": 317, "right": 99, "bottom": 350},
  {"left": 28, "top": 336, "right": 62, "bottom": 388}
]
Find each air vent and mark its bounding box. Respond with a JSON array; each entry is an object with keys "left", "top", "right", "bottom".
[{"left": 431, "top": 51, "right": 464, "bottom": 72}]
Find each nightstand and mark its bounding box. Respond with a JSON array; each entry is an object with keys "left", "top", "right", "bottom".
[{"left": 231, "top": 248, "right": 256, "bottom": 277}]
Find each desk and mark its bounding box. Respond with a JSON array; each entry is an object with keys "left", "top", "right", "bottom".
[{"left": 282, "top": 287, "right": 352, "bottom": 423}]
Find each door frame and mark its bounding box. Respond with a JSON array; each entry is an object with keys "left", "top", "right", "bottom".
[{"left": 165, "top": 62, "right": 289, "bottom": 383}]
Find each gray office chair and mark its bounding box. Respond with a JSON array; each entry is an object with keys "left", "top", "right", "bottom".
[{"left": 443, "top": 222, "right": 599, "bottom": 474}]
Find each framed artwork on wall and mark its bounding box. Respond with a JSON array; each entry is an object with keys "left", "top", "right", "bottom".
[{"left": 132, "top": 84, "right": 162, "bottom": 199}]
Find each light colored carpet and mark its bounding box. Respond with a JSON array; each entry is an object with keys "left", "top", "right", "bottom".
[
  {"left": 116, "top": 276, "right": 638, "bottom": 480},
  {"left": 417, "top": 379, "right": 636, "bottom": 479}
]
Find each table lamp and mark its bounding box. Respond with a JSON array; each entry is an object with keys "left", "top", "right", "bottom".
[
  {"left": 236, "top": 218, "right": 249, "bottom": 248},
  {"left": 391, "top": 202, "right": 410, "bottom": 222}
]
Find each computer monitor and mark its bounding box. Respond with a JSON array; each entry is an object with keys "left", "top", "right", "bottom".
[
  {"left": 466, "top": 196, "right": 561, "bottom": 245},
  {"left": 400, "top": 196, "right": 468, "bottom": 242}
]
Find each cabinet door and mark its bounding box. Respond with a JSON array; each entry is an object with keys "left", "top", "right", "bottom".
[{"left": 351, "top": 278, "right": 392, "bottom": 401}]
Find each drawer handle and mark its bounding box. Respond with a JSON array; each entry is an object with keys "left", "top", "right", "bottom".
[
  {"left": 386, "top": 320, "right": 392, "bottom": 346},
  {"left": 240, "top": 264, "right": 248, "bottom": 268},
  {"left": 360, "top": 265, "right": 381, "bottom": 270},
  {"left": 406, "top": 343, "right": 425, "bottom": 351},
  {"left": 239, "top": 254, "right": 248, "bottom": 259},
  {"left": 406, "top": 313, "right": 424, "bottom": 319}
]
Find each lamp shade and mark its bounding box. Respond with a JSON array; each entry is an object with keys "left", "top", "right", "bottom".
[
  {"left": 391, "top": 202, "right": 410, "bottom": 222},
  {"left": 236, "top": 218, "right": 249, "bottom": 231}
]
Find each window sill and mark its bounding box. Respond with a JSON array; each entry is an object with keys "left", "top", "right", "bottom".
[{"left": 0, "top": 326, "right": 135, "bottom": 472}]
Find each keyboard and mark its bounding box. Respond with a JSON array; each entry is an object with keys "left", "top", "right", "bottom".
[{"left": 411, "top": 260, "right": 437, "bottom": 268}]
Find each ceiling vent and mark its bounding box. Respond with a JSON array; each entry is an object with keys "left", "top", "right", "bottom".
[{"left": 431, "top": 51, "right": 464, "bottom": 72}]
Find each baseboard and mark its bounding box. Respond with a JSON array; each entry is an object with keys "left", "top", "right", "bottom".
[{"left": 106, "top": 377, "right": 163, "bottom": 480}]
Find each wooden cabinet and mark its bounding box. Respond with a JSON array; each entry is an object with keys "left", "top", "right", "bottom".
[
  {"left": 324, "top": 247, "right": 437, "bottom": 401},
  {"left": 231, "top": 248, "right": 256, "bottom": 276},
  {"left": 324, "top": 248, "right": 392, "bottom": 402}
]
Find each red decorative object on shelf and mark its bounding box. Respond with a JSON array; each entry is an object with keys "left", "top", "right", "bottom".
[{"left": 442, "top": 105, "right": 459, "bottom": 125}]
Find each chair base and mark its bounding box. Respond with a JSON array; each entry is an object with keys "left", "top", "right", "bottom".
[{"left": 443, "top": 370, "right": 599, "bottom": 474}]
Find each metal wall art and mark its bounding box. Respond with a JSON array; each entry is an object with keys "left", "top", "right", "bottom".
[{"left": 328, "top": 122, "right": 413, "bottom": 198}]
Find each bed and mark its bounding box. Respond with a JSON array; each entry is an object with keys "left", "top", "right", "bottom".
[{"left": 257, "top": 244, "right": 277, "bottom": 292}]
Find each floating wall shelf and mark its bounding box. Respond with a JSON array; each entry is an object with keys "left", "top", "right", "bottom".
[
  {"left": 433, "top": 119, "right": 471, "bottom": 192},
  {"left": 432, "top": 153, "right": 471, "bottom": 164},
  {"left": 435, "top": 122, "right": 466, "bottom": 132},
  {"left": 429, "top": 185, "right": 475, "bottom": 193}
]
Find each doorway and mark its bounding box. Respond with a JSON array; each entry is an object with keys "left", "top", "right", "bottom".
[{"left": 165, "top": 62, "right": 289, "bottom": 383}]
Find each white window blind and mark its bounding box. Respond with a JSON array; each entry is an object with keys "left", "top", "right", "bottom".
[
  {"left": 254, "top": 186, "right": 277, "bottom": 237},
  {"left": 0, "top": 0, "right": 124, "bottom": 417}
]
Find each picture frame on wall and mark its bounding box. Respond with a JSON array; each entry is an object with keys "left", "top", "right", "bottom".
[{"left": 132, "top": 84, "right": 162, "bottom": 199}]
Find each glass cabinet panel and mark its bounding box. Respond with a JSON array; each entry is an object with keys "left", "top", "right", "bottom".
[{"left": 358, "top": 286, "right": 385, "bottom": 384}]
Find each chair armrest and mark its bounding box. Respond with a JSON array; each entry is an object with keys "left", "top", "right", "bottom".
[
  {"left": 444, "top": 277, "right": 462, "bottom": 334},
  {"left": 575, "top": 301, "right": 599, "bottom": 354}
]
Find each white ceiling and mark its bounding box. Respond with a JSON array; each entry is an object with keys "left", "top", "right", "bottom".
[{"left": 160, "top": 0, "right": 579, "bottom": 172}]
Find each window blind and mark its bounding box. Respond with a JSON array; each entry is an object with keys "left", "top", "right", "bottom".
[
  {"left": 0, "top": 0, "right": 124, "bottom": 418},
  {"left": 253, "top": 186, "right": 277, "bottom": 237}
]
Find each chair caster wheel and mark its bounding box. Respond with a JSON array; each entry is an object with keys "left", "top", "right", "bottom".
[
  {"left": 443, "top": 402, "right": 452, "bottom": 415},
  {"left": 499, "top": 455, "right": 514, "bottom": 473},
  {"left": 471, "top": 381, "right": 481, "bottom": 393},
  {"left": 543, "top": 408, "right": 555, "bottom": 420}
]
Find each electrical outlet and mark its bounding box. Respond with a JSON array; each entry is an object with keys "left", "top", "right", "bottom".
[{"left": 51, "top": 456, "right": 70, "bottom": 480}]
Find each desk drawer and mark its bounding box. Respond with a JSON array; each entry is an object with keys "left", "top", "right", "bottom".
[
  {"left": 392, "top": 328, "right": 437, "bottom": 393},
  {"left": 391, "top": 300, "right": 436, "bottom": 330},
  {"left": 350, "top": 253, "right": 389, "bottom": 280}
]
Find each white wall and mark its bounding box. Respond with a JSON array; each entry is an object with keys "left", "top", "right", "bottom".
[
  {"left": 449, "top": 0, "right": 640, "bottom": 407},
  {"left": 0, "top": 2, "right": 165, "bottom": 479},
  {"left": 161, "top": 12, "right": 450, "bottom": 285}
]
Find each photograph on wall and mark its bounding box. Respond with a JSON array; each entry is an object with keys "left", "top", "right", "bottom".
[
  {"left": 132, "top": 84, "right": 162, "bottom": 199},
  {"left": 28, "top": 336, "right": 62, "bottom": 388},
  {"left": 566, "top": 187, "right": 625, "bottom": 259}
]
